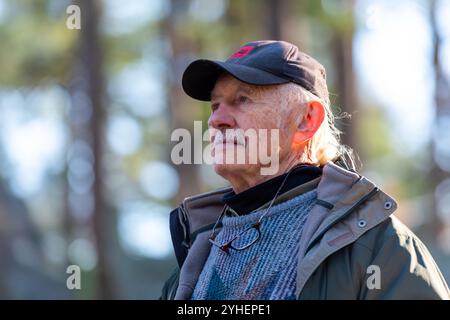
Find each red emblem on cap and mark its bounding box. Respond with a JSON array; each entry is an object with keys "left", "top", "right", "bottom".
[{"left": 229, "top": 45, "right": 254, "bottom": 59}]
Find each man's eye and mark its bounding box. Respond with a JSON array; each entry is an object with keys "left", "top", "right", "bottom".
[
  {"left": 237, "top": 96, "right": 249, "bottom": 104},
  {"left": 211, "top": 103, "right": 219, "bottom": 111}
]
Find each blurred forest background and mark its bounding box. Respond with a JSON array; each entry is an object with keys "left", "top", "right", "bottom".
[{"left": 0, "top": 0, "right": 449, "bottom": 299}]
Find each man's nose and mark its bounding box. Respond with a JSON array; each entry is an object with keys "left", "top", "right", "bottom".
[{"left": 208, "top": 104, "right": 236, "bottom": 129}]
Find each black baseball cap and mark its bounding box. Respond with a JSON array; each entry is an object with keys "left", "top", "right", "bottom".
[{"left": 182, "top": 40, "right": 329, "bottom": 104}]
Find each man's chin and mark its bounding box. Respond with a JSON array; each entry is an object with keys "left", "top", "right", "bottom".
[{"left": 213, "top": 162, "right": 259, "bottom": 177}]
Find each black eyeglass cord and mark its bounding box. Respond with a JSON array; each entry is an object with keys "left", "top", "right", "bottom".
[{"left": 208, "top": 166, "right": 296, "bottom": 252}]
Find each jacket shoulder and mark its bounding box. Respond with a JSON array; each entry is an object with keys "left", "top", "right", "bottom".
[
  {"left": 355, "top": 215, "right": 450, "bottom": 299},
  {"left": 355, "top": 214, "right": 414, "bottom": 252}
]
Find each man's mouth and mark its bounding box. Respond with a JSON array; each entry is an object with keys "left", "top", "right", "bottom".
[
  {"left": 218, "top": 138, "right": 245, "bottom": 146},
  {"left": 222, "top": 137, "right": 240, "bottom": 145},
  {"left": 212, "top": 131, "right": 246, "bottom": 147}
]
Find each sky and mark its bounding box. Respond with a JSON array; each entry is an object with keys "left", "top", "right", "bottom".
[{"left": 0, "top": 0, "right": 449, "bottom": 260}]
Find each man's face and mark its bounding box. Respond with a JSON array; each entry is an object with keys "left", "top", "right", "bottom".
[{"left": 208, "top": 74, "right": 304, "bottom": 178}]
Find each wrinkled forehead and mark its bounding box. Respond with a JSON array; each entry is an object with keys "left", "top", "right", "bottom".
[{"left": 211, "top": 73, "right": 277, "bottom": 100}]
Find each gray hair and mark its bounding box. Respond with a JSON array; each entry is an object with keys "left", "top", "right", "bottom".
[{"left": 284, "top": 83, "right": 357, "bottom": 170}]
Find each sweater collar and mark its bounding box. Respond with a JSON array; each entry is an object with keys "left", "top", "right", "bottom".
[{"left": 222, "top": 164, "right": 323, "bottom": 216}]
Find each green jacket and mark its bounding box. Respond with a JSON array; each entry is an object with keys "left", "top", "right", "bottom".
[{"left": 160, "top": 162, "right": 450, "bottom": 300}]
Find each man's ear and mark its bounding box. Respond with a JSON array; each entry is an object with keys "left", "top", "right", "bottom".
[{"left": 292, "top": 101, "right": 325, "bottom": 146}]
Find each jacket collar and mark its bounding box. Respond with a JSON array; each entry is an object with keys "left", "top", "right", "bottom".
[{"left": 294, "top": 162, "right": 397, "bottom": 294}]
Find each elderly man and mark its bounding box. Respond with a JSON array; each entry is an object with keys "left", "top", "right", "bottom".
[{"left": 160, "top": 40, "right": 450, "bottom": 300}]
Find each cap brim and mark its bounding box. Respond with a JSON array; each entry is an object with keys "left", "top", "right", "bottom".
[{"left": 182, "top": 59, "right": 289, "bottom": 101}]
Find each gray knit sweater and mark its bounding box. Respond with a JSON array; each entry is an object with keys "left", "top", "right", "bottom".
[{"left": 191, "top": 189, "right": 317, "bottom": 300}]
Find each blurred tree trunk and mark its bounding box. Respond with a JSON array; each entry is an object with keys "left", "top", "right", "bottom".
[
  {"left": 267, "top": 0, "right": 283, "bottom": 39},
  {"left": 329, "top": 1, "right": 358, "bottom": 155},
  {"left": 68, "top": 0, "right": 113, "bottom": 299},
  {"left": 331, "top": 29, "right": 357, "bottom": 152},
  {"left": 429, "top": 0, "right": 450, "bottom": 234},
  {"left": 266, "top": 0, "right": 299, "bottom": 42},
  {"left": 163, "top": 0, "right": 202, "bottom": 204}
]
